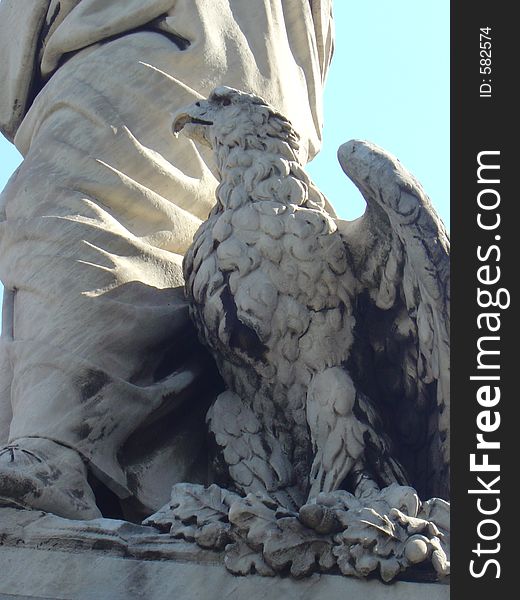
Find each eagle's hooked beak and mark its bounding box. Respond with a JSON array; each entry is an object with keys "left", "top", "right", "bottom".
[
  {"left": 172, "top": 110, "right": 213, "bottom": 137},
  {"left": 172, "top": 112, "right": 191, "bottom": 136}
]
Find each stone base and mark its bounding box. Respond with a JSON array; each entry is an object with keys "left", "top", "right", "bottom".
[
  {"left": 0, "top": 546, "right": 449, "bottom": 600},
  {"left": 0, "top": 507, "right": 449, "bottom": 599}
]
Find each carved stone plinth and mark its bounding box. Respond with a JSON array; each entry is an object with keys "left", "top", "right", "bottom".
[
  {"left": 0, "top": 546, "right": 448, "bottom": 600},
  {"left": 0, "top": 507, "right": 449, "bottom": 599}
]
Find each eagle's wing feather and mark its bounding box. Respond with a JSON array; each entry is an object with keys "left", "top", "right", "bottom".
[
  {"left": 337, "top": 140, "right": 450, "bottom": 499},
  {"left": 207, "top": 390, "right": 304, "bottom": 508}
]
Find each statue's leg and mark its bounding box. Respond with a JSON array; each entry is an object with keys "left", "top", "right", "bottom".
[
  {"left": 3, "top": 170, "right": 96, "bottom": 521},
  {"left": 0, "top": 299, "right": 13, "bottom": 447},
  {"left": 0, "top": 11, "right": 327, "bottom": 518},
  {"left": 0, "top": 32, "right": 222, "bottom": 517},
  {"left": 0, "top": 169, "right": 17, "bottom": 446},
  {"left": 0, "top": 437, "right": 101, "bottom": 519}
]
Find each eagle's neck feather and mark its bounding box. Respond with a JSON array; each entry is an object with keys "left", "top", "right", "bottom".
[{"left": 214, "top": 141, "right": 311, "bottom": 211}]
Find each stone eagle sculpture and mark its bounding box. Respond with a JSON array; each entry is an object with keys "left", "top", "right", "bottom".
[
  {"left": 145, "top": 87, "right": 451, "bottom": 582},
  {"left": 173, "top": 86, "right": 450, "bottom": 512}
]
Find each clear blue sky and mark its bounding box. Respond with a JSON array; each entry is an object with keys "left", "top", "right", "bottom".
[
  {"left": 306, "top": 2, "right": 449, "bottom": 226},
  {"left": 0, "top": 2, "right": 449, "bottom": 306}
]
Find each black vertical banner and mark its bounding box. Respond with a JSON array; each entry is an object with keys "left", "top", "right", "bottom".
[{"left": 452, "top": 2, "right": 514, "bottom": 597}]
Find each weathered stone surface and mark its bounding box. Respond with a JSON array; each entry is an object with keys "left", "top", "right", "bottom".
[
  {"left": 145, "top": 484, "right": 450, "bottom": 582},
  {"left": 0, "top": 4, "right": 451, "bottom": 596},
  {"left": 0, "top": 78, "right": 451, "bottom": 594},
  {"left": 0, "top": 507, "right": 216, "bottom": 564},
  {"left": 0, "top": 594, "right": 56, "bottom": 600},
  {"left": 165, "top": 88, "right": 452, "bottom": 583},
  {"left": 0, "top": 546, "right": 449, "bottom": 600},
  {"left": 0, "top": 505, "right": 449, "bottom": 597},
  {"left": 0, "top": 0, "right": 333, "bottom": 518},
  {"left": 179, "top": 87, "right": 450, "bottom": 509}
]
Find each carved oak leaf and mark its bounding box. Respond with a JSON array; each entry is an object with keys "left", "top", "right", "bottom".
[
  {"left": 335, "top": 544, "right": 395, "bottom": 582},
  {"left": 262, "top": 517, "right": 335, "bottom": 578},
  {"left": 144, "top": 483, "right": 240, "bottom": 546},
  {"left": 169, "top": 483, "right": 240, "bottom": 527},
  {"left": 418, "top": 497, "right": 450, "bottom": 542},
  {"left": 379, "top": 557, "right": 403, "bottom": 582},
  {"left": 332, "top": 500, "right": 451, "bottom": 581},
  {"left": 225, "top": 538, "right": 276, "bottom": 577},
  {"left": 169, "top": 520, "right": 197, "bottom": 541},
  {"left": 429, "top": 537, "right": 450, "bottom": 577},
  {"left": 227, "top": 492, "right": 279, "bottom": 551},
  {"left": 142, "top": 504, "right": 176, "bottom": 533},
  {"left": 343, "top": 508, "right": 405, "bottom": 546},
  {"left": 195, "top": 521, "right": 233, "bottom": 550},
  {"left": 332, "top": 507, "right": 408, "bottom": 581}
]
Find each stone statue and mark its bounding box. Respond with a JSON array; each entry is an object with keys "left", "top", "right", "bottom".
[
  {"left": 175, "top": 86, "right": 449, "bottom": 507},
  {"left": 0, "top": 1, "right": 451, "bottom": 589},
  {"left": 140, "top": 86, "right": 450, "bottom": 582},
  {"left": 0, "top": 0, "right": 334, "bottom": 519}
]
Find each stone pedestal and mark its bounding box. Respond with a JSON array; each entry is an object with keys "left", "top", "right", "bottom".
[
  {"left": 0, "top": 546, "right": 449, "bottom": 600},
  {"left": 0, "top": 507, "right": 449, "bottom": 599}
]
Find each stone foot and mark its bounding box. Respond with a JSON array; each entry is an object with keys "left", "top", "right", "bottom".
[{"left": 0, "top": 437, "right": 101, "bottom": 520}]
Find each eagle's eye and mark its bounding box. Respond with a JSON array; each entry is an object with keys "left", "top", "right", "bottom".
[{"left": 220, "top": 97, "right": 232, "bottom": 106}]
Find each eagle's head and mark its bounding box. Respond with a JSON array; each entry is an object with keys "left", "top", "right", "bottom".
[{"left": 173, "top": 86, "right": 300, "bottom": 154}]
